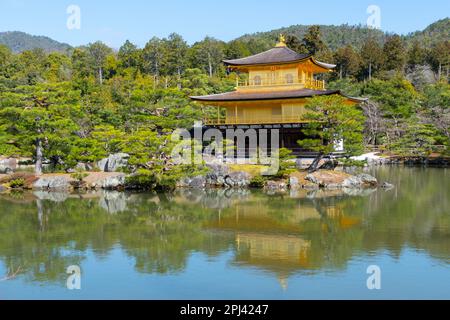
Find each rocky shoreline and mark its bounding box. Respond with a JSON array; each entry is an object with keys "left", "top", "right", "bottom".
[
  {"left": 4, "top": 150, "right": 449, "bottom": 193},
  {"left": 0, "top": 164, "right": 389, "bottom": 194}
]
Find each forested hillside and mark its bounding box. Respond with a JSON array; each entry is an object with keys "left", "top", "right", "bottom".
[
  {"left": 0, "top": 31, "right": 72, "bottom": 53},
  {"left": 236, "top": 18, "right": 449, "bottom": 52}
]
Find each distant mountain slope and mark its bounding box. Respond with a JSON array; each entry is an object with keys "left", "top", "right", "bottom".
[
  {"left": 406, "top": 18, "right": 450, "bottom": 47},
  {"left": 0, "top": 31, "right": 72, "bottom": 53},
  {"left": 236, "top": 18, "right": 449, "bottom": 51},
  {"left": 237, "top": 24, "right": 386, "bottom": 51}
]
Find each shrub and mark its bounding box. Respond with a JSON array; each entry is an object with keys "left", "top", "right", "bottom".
[
  {"left": 249, "top": 175, "right": 266, "bottom": 188},
  {"left": 125, "top": 169, "right": 158, "bottom": 190},
  {"left": 273, "top": 148, "right": 296, "bottom": 178},
  {"left": 9, "top": 178, "right": 25, "bottom": 188},
  {"left": 70, "top": 172, "right": 89, "bottom": 182}
]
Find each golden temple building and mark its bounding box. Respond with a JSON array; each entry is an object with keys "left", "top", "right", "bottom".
[{"left": 191, "top": 35, "right": 365, "bottom": 156}]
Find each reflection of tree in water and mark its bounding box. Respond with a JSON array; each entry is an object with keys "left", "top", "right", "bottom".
[
  {"left": 0, "top": 192, "right": 232, "bottom": 283},
  {"left": 0, "top": 167, "right": 448, "bottom": 285}
]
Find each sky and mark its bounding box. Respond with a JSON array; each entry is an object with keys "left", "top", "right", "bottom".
[{"left": 0, "top": 0, "right": 448, "bottom": 49}]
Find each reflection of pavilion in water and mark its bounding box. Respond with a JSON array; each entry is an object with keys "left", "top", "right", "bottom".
[{"left": 204, "top": 198, "right": 354, "bottom": 289}]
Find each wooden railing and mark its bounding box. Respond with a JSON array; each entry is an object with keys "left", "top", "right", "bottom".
[
  {"left": 204, "top": 115, "right": 312, "bottom": 125},
  {"left": 237, "top": 77, "right": 325, "bottom": 90}
]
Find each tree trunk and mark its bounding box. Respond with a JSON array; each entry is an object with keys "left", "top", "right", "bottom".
[
  {"left": 98, "top": 67, "right": 103, "bottom": 85},
  {"left": 307, "top": 152, "right": 324, "bottom": 173},
  {"left": 35, "top": 138, "right": 43, "bottom": 175},
  {"left": 438, "top": 62, "right": 442, "bottom": 80},
  {"left": 208, "top": 52, "right": 213, "bottom": 78},
  {"left": 368, "top": 62, "right": 372, "bottom": 81}
]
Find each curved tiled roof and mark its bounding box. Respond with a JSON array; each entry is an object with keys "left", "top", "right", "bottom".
[
  {"left": 223, "top": 46, "right": 310, "bottom": 66},
  {"left": 191, "top": 89, "right": 366, "bottom": 103},
  {"left": 223, "top": 46, "right": 336, "bottom": 69}
]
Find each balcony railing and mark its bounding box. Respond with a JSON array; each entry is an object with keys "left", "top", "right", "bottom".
[
  {"left": 236, "top": 77, "right": 325, "bottom": 90},
  {"left": 204, "top": 115, "right": 313, "bottom": 126}
]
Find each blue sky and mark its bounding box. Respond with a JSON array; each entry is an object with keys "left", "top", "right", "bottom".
[{"left": 0, "top": 0, "right": 448, "bottom": 48}]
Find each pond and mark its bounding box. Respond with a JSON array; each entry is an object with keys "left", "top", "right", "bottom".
[{"left": 0, "top": 167, "right": 449, "bottom": 299}]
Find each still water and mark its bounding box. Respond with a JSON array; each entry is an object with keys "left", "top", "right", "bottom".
[{"left": 0, "top": 167, "right": 448, "bottom": 299}]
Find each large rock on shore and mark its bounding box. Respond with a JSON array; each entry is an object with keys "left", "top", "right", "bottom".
[
  {"left": 265, "top": 180, "right": 288, "bottom": 193},
  {"left": 305, "top": 170, "right": 378, "bottom": 189},
  {"left": 224, "top": 171, "right": 251, "bottom": 188},
  {"left": 178, "top": 164, "right": 251, "bottom": 189},
  {"left": 97, "top": 153, "right": 129, "bottom": 172},
  {"left": 206, "top": 163, "right": 229, "bottom": 187},
  {"left": 0, "top": 158, "right": 17, "bottom": 174},
  {"left": 342, "top": 173, "right": 378, "bottom": 188},
  {"left": 189, "top": 175, "right": 207, "bottom": 189},
  {"left": 34, "top": 176, "right": 71, "bottom": 190},
  {"left": 305, "top": 170, "right": 352, "bottom": 188},
  {"left": 99, "top": 174, "right": 126, "bottom": 190}
]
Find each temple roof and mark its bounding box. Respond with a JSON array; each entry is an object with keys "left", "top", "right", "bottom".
[
  {"left": 223, "top": 46, "right": 336, "bottom": 69},
  {"left": 191, "top": 88, "right": 366, "bottom": 103}
]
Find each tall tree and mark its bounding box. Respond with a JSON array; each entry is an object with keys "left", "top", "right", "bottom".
[
  {"left": 285, "top": 34, "right": 308, "bottom": 54},
  {"left": 428, "top": 40, "right": 450, "bottom": 79},
  {"left": 382, "top": 35, "right": 406, "bottom": 72},
  {"left": 189, "top": 37, "right": 224, "bottom": 77},
  {"left": 360, "top": 37, "right": 383, "bottom": 80},
  {"left": 142, "top": 37, "right": 168, "bottom": 84},
  {"left": 407, "top": 40, "right": 427, "bottom": 68},
  {"left": 333, "top": 45, "right": 361, "bottom": 79},
  {"left": 87, "top": 41, "right": 112, "bottom": 84},
  {"left": 166, "top": 33, "right": 188, "bottom": 81},
  {"left": 118, "top": 40, "right": 141, "bottom": 69},
  {"left": 302, "top": 25, "right": 327, "bottom": 55},
  {"left": 225, "top": 40, "right": 251, "bottom": 59}
]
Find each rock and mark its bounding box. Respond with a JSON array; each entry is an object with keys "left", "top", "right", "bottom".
[
  {"left": 265, "top": 180, "right": 287, "bottom": 192},
  {"left": 75, "top": 162, "right": 93, "bottom": 172},
  {"left": 224, "top": 171, "right": 251, "bottom": 188},
  {"left": 206, "top": 163, "right": 230, "bottom": 187},
  {"left": 100, "top": 174, "right": 126, "bottom": 190},
  {"left": 189, "top": 175, "right": 207, "bottom": 189},
  {"left": 342, "top": 173, "right": 378, "bottom": 188},
  {"left": 0, "top": 185, "right": 6, "bottom": 193},
  {"left": 289, "top": 176, "right": 300, "bottom": 189},
  {"left": 33, "top": 176, "right": 71, "bottom": 190},
  {"left": 305, "top": 170, "right": 350, "bottom": 188},
  {"left": 0, "top": 158, "right": 17, "bottom": 174},
  {"left": 97, "top": 153, "right": 129, "bottom": 172},
  {"left": 381, "top": 182, "right": 394, "bottom": 189},
  {"left": 406, "top": 65, "right": 436, "bottom": 90}
]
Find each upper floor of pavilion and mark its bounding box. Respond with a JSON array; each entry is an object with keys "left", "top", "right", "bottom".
[{"left": 224, "top": 35, "right": 336, "bottom": 92}]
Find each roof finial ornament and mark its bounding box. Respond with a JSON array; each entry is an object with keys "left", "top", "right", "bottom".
[{"left": 276, "top": 34, "right": 287, "bottom": 47}]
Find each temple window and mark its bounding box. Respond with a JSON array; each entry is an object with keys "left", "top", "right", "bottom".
[
  {"left": 253, "top": 75, "right": 262, "bottom": 85},
  {"left": 285, "top": 73, "right": 294, "bottom": 84}
]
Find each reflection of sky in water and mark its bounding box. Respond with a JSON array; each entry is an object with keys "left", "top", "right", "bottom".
[
  {"left": 1, "top": 248, "right": 449, "bottom": 299},
  {"left": 0, "top": 167, "right": 449, "bottom": 299}
]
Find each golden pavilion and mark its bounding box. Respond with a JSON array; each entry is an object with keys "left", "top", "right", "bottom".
[{"left": 191, "top": 35, "right": 365, "bottom": 156}]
